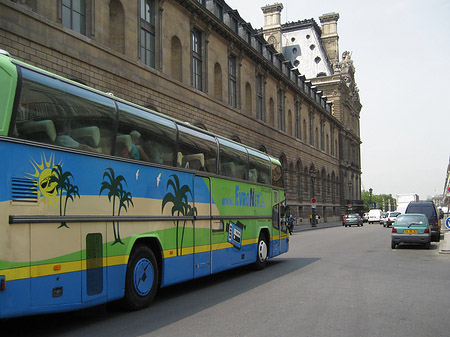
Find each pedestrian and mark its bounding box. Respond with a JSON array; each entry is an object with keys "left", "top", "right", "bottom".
[{"left": 288, "top": 215, "right": 294, "bottom": 235}]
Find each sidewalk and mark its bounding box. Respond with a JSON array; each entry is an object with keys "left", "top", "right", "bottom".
[{"left": 292, "top": 221, "right": 341, "bottom": 232}]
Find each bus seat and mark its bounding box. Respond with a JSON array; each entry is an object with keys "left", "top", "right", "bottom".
[
  {"left": 235, "top": 165, "right": 247, "bottom": 180},
  {"left": 205, "top": 158, "right": 216, "bottom": 173},
  {"left": 182, "top": 153, "right": 205, "bottom": 170},
  {"left": 70, "top": 126, "right": 100, "bottom": 148},
  {"left": 177, "top": 152, "right": 183, "bottom": 167},
  {"left": 20, "top": 120, "right": 57, "bottom": 144},
  {"left": 115, "top": 135, "right": 132, "bottom": 158},
  {"left": 221, "top": 162, "right": 235, "bottom": 177},
  {"left": 249, "top": 169, "right": 258, "bottom": 182}
]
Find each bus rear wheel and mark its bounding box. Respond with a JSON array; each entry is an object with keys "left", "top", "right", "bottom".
[
  {"left": 255, "top": 233, "right": 268, "bottom": 270},
  {"left": 123, "top": 245, "right": 159, "bottom": 310}
]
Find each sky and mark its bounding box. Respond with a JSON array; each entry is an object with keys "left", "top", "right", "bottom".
[{"left": 225, "top": 0, "right": 450, "bottom": 200}]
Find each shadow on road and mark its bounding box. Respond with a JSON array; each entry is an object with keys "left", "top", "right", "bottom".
[{"left": 1, "top": 257, "right": 320, "bottom": 337}]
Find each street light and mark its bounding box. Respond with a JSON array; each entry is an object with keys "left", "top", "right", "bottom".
[
  {"left": 310, "top": 168, "right": 317, "bottom": 227},
  {"left": 369, "top": 188, "right": 373, "bottom": 210}
]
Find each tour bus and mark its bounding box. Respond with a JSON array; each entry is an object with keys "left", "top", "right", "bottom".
[{"left": 0, "top": 50, "right": 288, "bottom": 319}]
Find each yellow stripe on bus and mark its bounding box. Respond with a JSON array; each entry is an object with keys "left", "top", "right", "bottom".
[
  {"left": 2, "top": 255, "right": 129, "bottom": 281},
  {"left": 3, "top": 235, "right": 287, "bottom": 280}
]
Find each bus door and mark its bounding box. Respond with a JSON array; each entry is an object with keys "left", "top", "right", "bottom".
[
  {"left": 30, "top": 222, "right": 82, "bottom": 307},
  {"left": 271, "top": 201, "right": 288, "bottom": 257},
  {"left": 193, "top": 176, "right": 211, "bottom": 278},
  {"left": 81, "top": 223, "right": 107, "bottom": 302},
  {"left": 272, "top": 203, "right": 281, "bottom": 256}
]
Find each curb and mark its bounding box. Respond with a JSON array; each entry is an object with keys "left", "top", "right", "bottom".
[{"left": 292, "top": 222, "right": 341, "bottom": 232}]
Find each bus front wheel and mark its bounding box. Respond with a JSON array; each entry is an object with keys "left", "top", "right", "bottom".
[
  {"left": 255, "top": 233, "right": 268, "bottom": 270},
  {"left": 123, "top": 245, "right": 159, "bottom": 310}
]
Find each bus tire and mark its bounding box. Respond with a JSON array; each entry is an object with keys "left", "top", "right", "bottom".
[
  {"left": 255, "top": 232, "right": 268, "bottom": 270},
  {"left": 123, "top": 245, "right": 159, "bottom": 311}
]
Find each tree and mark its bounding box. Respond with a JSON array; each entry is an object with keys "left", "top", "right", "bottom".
[
  {"left": 361, "top": 189, "right": 396, "bottom": 211},
  {"left": 162, "top": 174, "right": 196, "bottom": 256},
  {"left": 99, "top": 168, "right": 133, "bottom": 245},
  {"left": 49, "top": 165, "right": 80, "bottom": 228}
]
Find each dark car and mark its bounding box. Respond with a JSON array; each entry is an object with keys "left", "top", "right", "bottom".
[
  {"left": 405, "top": 201, "right": 443, "bottom": 242},
  {"left": 342, "top": 213, "right": 363, "bottom": 227}
]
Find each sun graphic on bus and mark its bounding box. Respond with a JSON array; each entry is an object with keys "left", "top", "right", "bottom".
[{"left": 26, "top": 153, "right": 61, "bottom": 206}]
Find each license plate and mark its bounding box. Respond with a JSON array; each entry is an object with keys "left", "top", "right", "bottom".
[{"left": 404, "top": 229, "right": 417, "bottom": 233}]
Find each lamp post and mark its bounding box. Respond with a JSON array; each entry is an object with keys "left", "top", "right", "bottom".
[
  {"left": 310, "top": 168, "right": 317, "bottom": 227},
  {"left": 369, "top": 188, "right": 373, "bottom": 210}
]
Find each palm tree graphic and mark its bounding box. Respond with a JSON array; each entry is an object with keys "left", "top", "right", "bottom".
[
  {"left": 99, "top": 168, "right": 133, "bottom": 245},
  {"left": 49, "top": 165, "right": 80, "bottom": 228},
  {"left": 162, "top": 174, "right": 197, "bottom": 256}
]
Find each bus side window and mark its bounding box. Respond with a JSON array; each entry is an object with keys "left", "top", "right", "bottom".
[
  {"left": 116, "top": 102, "right": 177, "bottom": 165},
  {"left": 16, "top": 67, "right": 116, "bottom": 153},
  {"left": 218, "top": 138, "right": 248, "bottom": 180},
  {"left": 248, "top": 148, "right": 271, "bottom": 185},
  {"left": 177, "top": 125, "right": 217, "bottom": 173}
]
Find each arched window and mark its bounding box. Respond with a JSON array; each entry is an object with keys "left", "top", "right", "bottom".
[
  {"left": 302, "top": 119, "right": 307, "bottom": 142},
  {"left": 245, "top": 82, "right": 252, "bottom": 116},
  {"left": 171, "top": 36, "right": 182, "bottom": 81},
  {"left": 315, "top": 127, "right": 319, "bottom": 147},
  {"left": 109, "top": 0, "right": 125, "bottom": 53},
  {"left": 269, "top": 98, "right": 275, "bottom": 127},
  {"left": 287, "top": 110, "right": 292, "bottom": 136},
  {"left": 214, "top": 63, "right": 222, "bottom": 100}
]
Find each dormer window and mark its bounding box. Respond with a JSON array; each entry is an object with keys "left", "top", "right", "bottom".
[
  {"left": 214, "top": 2, "right": 223, "bottom": 20},
  {"left": 231, "top": 16, "right": 238, "bottom": 33}
]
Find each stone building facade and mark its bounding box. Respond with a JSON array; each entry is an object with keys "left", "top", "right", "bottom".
[{"left": 0, "top": 0, "right": 362, "bottom": 222}]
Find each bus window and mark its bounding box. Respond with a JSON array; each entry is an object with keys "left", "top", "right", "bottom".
[
  {"left": 177, "top": 125, "right": 217, "bottom": 172},
  {"left": 15, "top": 67, "right": 116, "bottom": 153},
  {"left": 272, "top": 163, "right": 284, "bottom": 188},
  {"left": 247, "top": 148, "right": 271, "bottom": 184},
  {"left": 218, "top": 138, "right": 248, "bottom": 180},
  {"left": 116, "top": 102, "right": 177, "bottom": 164}
]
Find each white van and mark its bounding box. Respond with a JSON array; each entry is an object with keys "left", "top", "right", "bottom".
[{"left": 368, "top": 209, "right": 382, "bottom": 224}]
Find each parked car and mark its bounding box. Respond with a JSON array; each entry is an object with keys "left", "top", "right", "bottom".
[
  {"left": 391, "top": 214, "right": 431, "bottom": 249},
  {"left": 362, "top": 212, "right": 369, "bottom": 223},
  {"left": 405, "top": 201, "right": 443, "bottom": 242},
  {"left": 380, "top": 212, "right": 388, "bottom": 226},
  {"left": 383, "top": 211, "right": 401, "bottom": 227},
  {"left": 342, "top": 213, "right": 363, "bottom": 227},
  {"left": 368, "top": 209, "right": 382, "bottom": 224}
]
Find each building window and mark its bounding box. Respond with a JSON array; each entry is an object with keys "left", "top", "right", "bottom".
[
  {"left": 228, "top": 55, "right": 237, "bottom": 108},
  {"left": 196, "top": 0, "right": 205, "bottom": 5},
  {"left": 277, "top": 90, "right": 284, "bottom": 131},
  {"left": 230, "top": 16, "right": 238, "bottom": 33},
  {"left": 256, "top": 75, "right": 264, "bottom": 121},
  {"left": 62, "top": 0, "right": 86, "bottom": 35},
  {"left": 257, "top": 40, "right": 263, "bottom": 54},
  {"left": 192, "top": 29, "right": 202, "bottom": 91},
  {"left": 309, "top": 111, "right": 314, "bottom": 145},
  {"left": 330, "top": 127, "right": 335, "bottom": 155},
  {"left": 140, "top": 0, "right": 156, "bottom": 68},
  {"left": 214, "top": 2, "right": 223, "bottom": 20},
  {"left": 320, "top": 120, "right": 325, "bottom": 151},
  {"left": 295, "top": 102, "right": 300, "bottom": 139}
]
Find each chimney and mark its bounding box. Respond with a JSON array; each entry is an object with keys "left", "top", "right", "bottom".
[
  {"left": 261, "top": 3, "right": 284, "bottom": 53},
  {"left": 319, "top": 13, "right": 340, "bottom": 65}
]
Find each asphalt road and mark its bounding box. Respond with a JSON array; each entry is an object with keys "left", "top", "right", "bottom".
[{"left": 4, "top": 224, "right": 450, "bottom": 337}]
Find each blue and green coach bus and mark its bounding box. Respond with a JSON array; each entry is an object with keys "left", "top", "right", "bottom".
[{"left": 0, "top": 49, "right": 289, "bottom": 319}]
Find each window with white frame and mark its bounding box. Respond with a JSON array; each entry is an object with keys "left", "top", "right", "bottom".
[
  {"left": 140, "top": 0, "right": 156, "bottom": 68},
  {"left": 228, "top": 56, "right": 237, "bottom": 108},
  {"left": 192, "top": 28, "right": 202, "bottom": 91}
]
